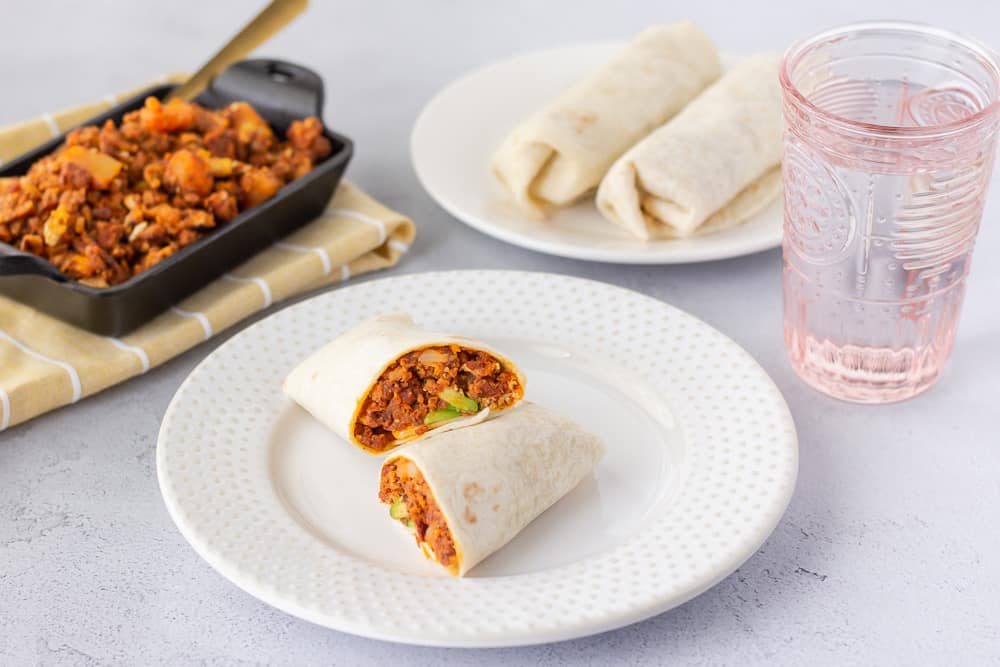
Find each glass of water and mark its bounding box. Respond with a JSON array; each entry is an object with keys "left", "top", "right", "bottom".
[{"left": 780, "top": 21, "right": 1000, "bottom": 403}]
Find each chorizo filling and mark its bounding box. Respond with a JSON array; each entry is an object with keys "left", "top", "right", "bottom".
[
  {"left": 0, "top": 97, "right": 332, "bottom": 286},
  {"left": 354, "top": 345, "right": 522, "bottom": 451},
  {"left": 380, "top": 458, "right": 458, "bottom": 574}
]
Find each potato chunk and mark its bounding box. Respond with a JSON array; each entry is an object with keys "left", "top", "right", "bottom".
[
  {"left": 239, "top": 167, "right": 282, "bottom": 207},
  {"left": 139, "top": 96, "right": 197, "bottom": 133},
  {"left": 163, "top": 149, "right": 214, "bottom": 197},
  {"left": 62, "top": 146, "right": 123, "bottom": 189}
]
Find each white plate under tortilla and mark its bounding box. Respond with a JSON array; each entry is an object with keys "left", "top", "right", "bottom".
[
  {"left": 411, "top": 44, "right": 783, "bottom": 264},
  {"left": 157, "top": 271, "right": 797, "bottom": 647}
]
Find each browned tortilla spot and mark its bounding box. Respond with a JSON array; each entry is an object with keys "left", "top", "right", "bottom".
[{"left": 463, "top": 482, "right": 484, "bottom": 502}]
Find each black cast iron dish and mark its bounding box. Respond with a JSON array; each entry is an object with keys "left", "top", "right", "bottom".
[{"left": 0, "top": 59, "right": 353, "bottom": 336}]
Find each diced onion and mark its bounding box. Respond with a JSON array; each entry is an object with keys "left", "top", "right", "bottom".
[
  {"left": 392, "top": 426, "right": 425, "bottom": 441},
  {"left": 418, "top": 348, "right": 448, "bottom": 364},
  {"left": 419, "top": 542, "right": 438, "bottom": 562},
  {"left": 128, "top": 221, "right": 148, "bottom": 242}
]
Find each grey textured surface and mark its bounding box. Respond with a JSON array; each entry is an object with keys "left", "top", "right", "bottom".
[{"left": 1, "top": 1, "right": 999, "bottom": 665}]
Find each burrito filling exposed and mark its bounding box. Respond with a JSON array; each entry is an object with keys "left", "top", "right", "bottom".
[
  {"left": 354, "top": 345, "right": 522, "bottom": 451},
  {"left": 380, "top": 458, "right": 458, "bottom": 574}
]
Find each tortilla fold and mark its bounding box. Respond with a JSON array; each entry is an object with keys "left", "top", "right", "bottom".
[
  {"left": 596, "top": 52, "right": 783, "bottom": 240},
  {"left": 491, "top": 21, "right": 720, "bottom": 214}
]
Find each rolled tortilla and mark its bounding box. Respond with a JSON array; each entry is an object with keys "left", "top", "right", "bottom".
[
  {"left": 596, "top": 52, "right": 783, "bottom": 240},
  {"left": 491, "top": 21, "right": 720, "bottom": 215},
  {"left": 283, "top": 313, "right": 526, "bottom": 454},
  {"left": 379, "top": 402, "right": 605, "bottom": 576}
]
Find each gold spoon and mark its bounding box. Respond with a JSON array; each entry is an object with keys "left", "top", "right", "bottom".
[{"left": 168, "top": 0, "right": 309, "bottom": 102}]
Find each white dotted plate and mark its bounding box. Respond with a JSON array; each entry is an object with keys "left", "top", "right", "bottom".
[
  {"left": 411, "top": 45, "right": 783, "bottom": 264},
  {"left": 157, "top": 271, "right": 798, "bottom": 647}
]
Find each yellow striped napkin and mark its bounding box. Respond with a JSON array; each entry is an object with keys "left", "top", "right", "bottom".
[{"left": 0, "top": 79, "right": 415, "bottom": 431}]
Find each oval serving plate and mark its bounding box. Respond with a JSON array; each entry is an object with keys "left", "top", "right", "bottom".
[
  {"left": 411, "top": 45, "right": 783, "bottom": 264},
  {"left": 157, "top": 271, "right": 797, "bottom": 647}
]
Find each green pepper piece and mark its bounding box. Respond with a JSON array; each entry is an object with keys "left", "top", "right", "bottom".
[
  {"left": 439, "top": 388, "right": 479, "bottom": 413},
  {"left": 424, "top": 407, "right": 462, "bottom": 425},
  {"left": 406, "top": 519, "right": 416, "bottom": 531},
  {"left": 389, "top": 499, "right": 408, "bottom": 520}
]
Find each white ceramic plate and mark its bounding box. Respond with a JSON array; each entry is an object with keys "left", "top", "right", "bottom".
[
  {"left": 411, "top": 45, "right": 783, "bottom": 264},
  {"left": 157, "top": 271, "right": 797, "bottom": 647}
]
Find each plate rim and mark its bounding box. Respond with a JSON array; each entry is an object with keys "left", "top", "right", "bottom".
[
  {"left": 410, "top": 43, "right": 784, "bottom": 265},
  {"left": 157, "top": 270, "right": 799, "bottom": 647}
]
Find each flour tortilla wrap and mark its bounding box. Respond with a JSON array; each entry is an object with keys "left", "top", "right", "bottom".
[
  {"left": 596, "top": 52, "right": 783, "bottom": 240},
  {"left": 491, "top": 21, "right": 720, "bottom": 214},
  {"left": 380, "top": 402, "right": 605, "bottom": 576},
  {"left": 283, "top": 313, "right": 526, "bottom": 454}
]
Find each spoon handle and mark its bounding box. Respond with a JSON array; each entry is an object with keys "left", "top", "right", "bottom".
[{"left": 168, "top": 0, "right": 309, "bottom": 102}]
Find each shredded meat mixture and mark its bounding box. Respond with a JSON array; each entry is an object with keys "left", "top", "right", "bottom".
[
  {"left": 355, "top": 345, "right": 522, "bottom": 451},
  {"left": 380, "top": 459, "right": 458, "bottom": 573},
  {"left": 0, "top": 97, "right": 332, "bottom": 286}
]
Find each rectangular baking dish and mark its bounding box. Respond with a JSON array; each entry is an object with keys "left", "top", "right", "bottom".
[{"left": 0, "top": 59, "right": 353, "bottom": 336}]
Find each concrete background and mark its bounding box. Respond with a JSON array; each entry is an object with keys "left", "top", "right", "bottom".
[{"left": 1, "top": 1, "right": 998, "bottom": 664}]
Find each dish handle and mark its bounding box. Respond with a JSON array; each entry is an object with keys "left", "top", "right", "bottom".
[
  {"left": 0, "top": 248, "right": 69, "bottom": 282},
  {"left": 196, "top": 59, "right": 325, "bottom": 132}
]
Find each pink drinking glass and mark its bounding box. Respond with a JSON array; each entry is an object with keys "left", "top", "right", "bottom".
[{"left": 780, "top": 21, "right": 1000, "bottom": 403}]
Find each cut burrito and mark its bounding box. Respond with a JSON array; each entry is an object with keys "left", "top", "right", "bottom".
[
  {"left": 379, "top": 402, "right": 604, "bottom": 576},
  {"left": 596, "top": 52, "right": 783, "bottom": 240},
  {"left": 283, "top": 313, "right": 526, "bottom": 454},
  {"left": 491, "top": 21, "right": 720, "bottom": 215}
]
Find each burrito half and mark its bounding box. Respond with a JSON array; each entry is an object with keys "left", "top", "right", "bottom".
[
  {"left": 492, "top": 22, "right": 720, "bottom": 215},
  {"left": 596, "top": 52, "right": 783, "bottom": 240},
  {"left": 283, "top": 313, "right": 526, "bottom": 454},
  {"left": 379, "top": 402, "right": 605, "bottom": 576}
]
